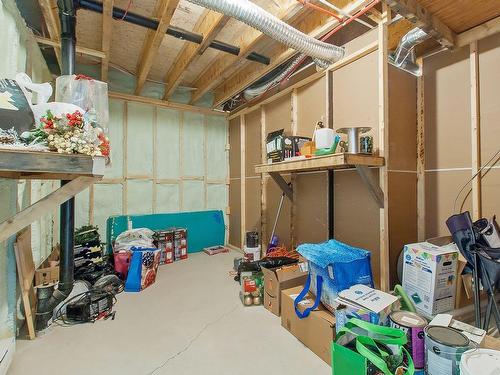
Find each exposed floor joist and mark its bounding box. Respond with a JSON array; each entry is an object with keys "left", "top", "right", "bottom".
[
  {"left": 163, "top": 10, "right": 229, "bottom": 100},
  {"left": 189, "top": 2, "right": 305, "bottom": 104},
  {"left": 101, "top": 0, "right": 114, "bottom": 81},
  {"left": 385, "top": 0, "right": 456, "bottom": 48},
  {"left": 38, "top": 0, "right": 62, "bottom": 69},
  {"left": 456, "top": 15, "right": 500, "bottom": 47},
  {"left": 134, "top": 0, "right": 180, "bottom": 95},
  {"left": 212, "top": 0, "right": 369, "bottom": 108},
  {"left": 35, "top": 36, "right": 105, "bottom": 58}
]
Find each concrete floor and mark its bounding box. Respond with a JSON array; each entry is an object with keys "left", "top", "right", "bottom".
[{"left": 10, "top": 251, "right": 330, "bottom": 375}]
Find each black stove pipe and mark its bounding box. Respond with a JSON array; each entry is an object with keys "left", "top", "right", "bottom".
[
  {"left": 75, "top": 0, "right": 270, "bottom": 65},
  {"left": 35, "top": 0, "right": 76, "bottom": 332}
]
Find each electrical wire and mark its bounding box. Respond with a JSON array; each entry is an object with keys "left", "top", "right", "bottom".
[{"left": 453, "top": 147, "right": 500, "bottom": 214}]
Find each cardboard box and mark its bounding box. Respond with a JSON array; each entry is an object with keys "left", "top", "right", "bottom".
[
  {"left": 35, "top": 265, "right": 59, "bottom": 286},
  {"left": 262, "top": 263, "right": 308, "bottom": 316},
  {"left": 281, "top": 286, "right": 335, "bottom": 364},
  {"left": 402, "top": 240, "right": 459, "bottom": 317}
]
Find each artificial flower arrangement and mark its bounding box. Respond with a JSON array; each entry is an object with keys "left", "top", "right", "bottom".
[{"left": 21, "top": 109, "right": 110, "bottom": 157}]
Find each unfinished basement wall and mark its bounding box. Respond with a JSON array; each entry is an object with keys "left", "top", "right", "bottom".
[
  {"left": 74, "top": 100, "right": 229, "bottom": 244},
  {"left": 228, "top": 29, "right": 418, "bottom": 288},
  {"left": 0, "top": 0, "right": 53, "bottom": 347},
  {"left": 423, "top": 32, "right": 500, "bottom": 238}
]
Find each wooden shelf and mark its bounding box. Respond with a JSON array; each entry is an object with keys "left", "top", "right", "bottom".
[
  {"left": 0, "top": 149, "right": 105, "bottom": 243},
  {"left": 255, "top": 153, "right": 385, "bottom": 208},
  {"left": 0, "top": 149, "right": 105, "bottom": 180},
  {"left": 255, "top": 153, "right": 385, "bottom": 174}
]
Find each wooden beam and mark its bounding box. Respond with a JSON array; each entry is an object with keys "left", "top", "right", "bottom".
[
  {"left": 163, "top": 11, "right": 228, "bottom": 100},
  {"left": 240, "top": 114, "right": 246, "bottom": 249},
  {"left": 38, "top": 0, "right": 62, "bottom": 68},
  {"left": 0, "top": 177, "right": 97, "bottom": 243},
  {"left": 470, "top": 41, "right": 481, "bottom": 221},
  {"left": 198, "top": 15, "right": 230, "bottom": 55},
  {"left": 260, "top": 106, "right": 268, "bottom": 253},
  {"left": 378, "top": 3, "right": 390, "bottom": 292},
  {"left": 35, "top": 36, "right": 106, "bottom": 59},
  {"left": 101, "top": 0, "right": 114, "bottom": 81},
  {"left": 457, "top": 15, "right": 500, "bottom": 47},
  {"left": 213, "top": 1, "right": 372, "bottom": 108},
  {"left": 108, "top": 91, "right": 227, "bottom": 117},
  {"left": 416, "top": 57, "right": 425, "bottom": 241},
  {"left": 385, "top": 0, "right": 456, "bottom": 48},
  {"left": 189, "top": 3, "right": 304, "bottom": 104},
  {"left": 134, "top": 0, "right": 180, "bottom": 95}
]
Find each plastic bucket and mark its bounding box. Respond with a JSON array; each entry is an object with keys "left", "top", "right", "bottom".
[
  {"left": 314, "top": 128, "right": 334, "bottom": 149},
  {"left": 460, "top": 348, "right": 500, "bottom": 375}
]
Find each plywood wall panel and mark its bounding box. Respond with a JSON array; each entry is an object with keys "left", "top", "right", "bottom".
[
  {"left": 157, "top": 108, "right": 181, "bottom": 180},
  {"left": 245, "top": 110, "right": 262, "bottom": 177},
  {"left": 388, "top": 172, "right": 418, "bottom": 285},
  {"left": 245, "top": 177, "right": 261, "bottom": 232},
  {"left": 333, "top": 51, "right": 379, "bottom": 149},
  {"left": 229, "top": 179, "right": 241, "bottom": 247},
  {"left": 481, "top": 170, "right": 500, "bottom": 219},
  {"left": 229, "top": 117, "right": 241, "bottom": 179},
  {"left": 264, "top": 95, "right": 292, "bottom": 133},
  {"left": 425, "top": 170, "right": 472, "bottom": 238},
  {"left": 388, "top": 67, "right": 417, "bottom": 171},
  {"left": 182, "top": 112, "right": 205, "bottom": 177},
  {"left": 424, "top": 47, "right": 471, "bottom": 170},
  {"left": 297, "top": 77, "right": 326, "bottom": 135},
  {"left": 126, "top": 102, "right": 154, "bottom": 177},
  {"left": 294, "top": 171, "right": 328, "bottom": 245},
  {"left": 334, "top": 170, "right": 381, "bottom": 286},
  {"left": 478, "top": 34, "right": 500, "bottom": 162}
]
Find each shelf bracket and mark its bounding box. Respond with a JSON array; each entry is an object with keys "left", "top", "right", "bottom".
[
  {"left": 0, "top": 176, "right": 98, "bottom": 243},
  {"left": 355, "top": 165, "right": 384, "bottom": 208},
  {"left": 269, "top": 172, "right": 293, "bottom": 201}
]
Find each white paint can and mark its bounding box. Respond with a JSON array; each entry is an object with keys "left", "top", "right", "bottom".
[
  {"left": 244, "top": 245, "right": 261, "bottom": 261},
  {"left": 460, "top": 348, "right": 500, "bottom": 375},
  {"left": 424, "top": 325, "right": 472, "bottom": 375}
]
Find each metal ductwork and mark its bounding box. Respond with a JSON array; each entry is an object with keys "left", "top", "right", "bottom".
[
  {"left": 36, "top": 0, "right": 77, "bottom": 332},
  {"left": 389, "top": 27, "right": 430, "bottom": 76},
  {"left": 187, "top": 0, "right": 345, "bottom": 65}
]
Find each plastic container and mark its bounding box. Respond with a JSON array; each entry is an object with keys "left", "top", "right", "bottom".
[
  {"left": 314, "top": 127, "right": 334, "bottom": 149},
  {"left": 244, "top": 245, "right": 261, "bottom": 261},
  {"left": 460, "top": 348, "right": 500, "bottom": 375}
]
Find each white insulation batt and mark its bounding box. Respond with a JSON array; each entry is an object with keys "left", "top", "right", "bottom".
[{"left": 75, "top": 99, "right": 229, "bottom": 241}]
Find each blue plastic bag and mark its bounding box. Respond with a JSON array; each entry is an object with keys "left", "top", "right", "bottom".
[
  {"left": 294, "top": 239, "right": 373, "bottom": 318},
  {"left": 124, "top": 247, "right": 161, "bottom": 292}
]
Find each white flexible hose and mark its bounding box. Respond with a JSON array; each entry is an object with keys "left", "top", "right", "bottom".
[{"left": 187, "top": 0, "right": 345, "bottom": 63}]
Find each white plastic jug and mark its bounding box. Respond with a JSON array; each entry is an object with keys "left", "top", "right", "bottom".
[{"left": 314, "top": 127, "right": 335, "bottom": 149}]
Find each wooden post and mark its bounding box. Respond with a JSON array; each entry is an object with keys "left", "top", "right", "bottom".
[
  {"left": 470, "top": 41, "right": 481, "bottom": 221},
  {"left": 378, "top": 4, "right": 391, "bottom": 292},
  {"left": 416, "top": 57, "right": 426, "bottom": 241},
  {"left": 240, "top": 114, "right": 246, "bottom": 249},
  {"left": 290, "top": 89, "right": 298, "bottom": 247},
  {"left": 261, "top": 107, "right": 268, "bottom": 253}
]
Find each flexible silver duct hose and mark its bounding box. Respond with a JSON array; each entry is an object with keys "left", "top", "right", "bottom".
[
  {"left": 244, "top": 54, "right": 305, "bottom": 100},
  {"left": 187, "top": 0, "right": 345, "bottom": 63},
  {"left": 389, "top": 27, "right": 429, "bottom": 76}
]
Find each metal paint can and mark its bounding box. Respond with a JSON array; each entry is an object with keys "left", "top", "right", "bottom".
[
  {"left": 389, "top": 311, "right": 427, "bottom": 369},
  {"left": 424, "top": 326, "right": 471, "bottom": 375}
]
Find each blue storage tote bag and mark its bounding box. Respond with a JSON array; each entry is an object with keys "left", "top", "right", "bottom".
[
  {"left": 124, "top": 247, "right": 161, "bottom": 292},
  {"left": 295, "top": 239, "right": 373, "bottom": 317}
]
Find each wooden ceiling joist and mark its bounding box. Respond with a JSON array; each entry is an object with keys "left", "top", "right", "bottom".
[
  {"left": 384, "top": 0, "right": 456, "bottom": 48},
  {"left": 163, "top": 11, "right": 229, "bottom": 100},
  {"left": 456, "top": 15, "right": 500, "bottom": 48},
  {"left": 101, "top": 0, "right": 114, "bottom": 82},
  {"left": 38, "top": 0, "right": 62, "bottom": 68},
  {"left": 212, "top": 0, "right": 370, "bottom": 108},
  {"left": 35, "top": 36, "right": 105, "bottom": 59},
  {"left": 134, "top": 0, "right": 180, "bottom": 95},
  {"left": 189, "top": 2, "right": 304, "bottom": 105}
]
